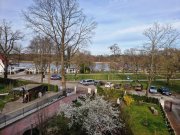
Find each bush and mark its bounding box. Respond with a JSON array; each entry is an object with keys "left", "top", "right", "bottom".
[
  {"left": 0, "top": 100, "right": 5, "bottom": 111},
  {"left": 47, "top": 114, "right": 71, "bottom": 135},
  {"left": 43, "top": 84, "right": 58, "bottom": 92},
  {"left": 129, "top": 94, "right": 159, "bottom": 104},
  {"left": 123, "top": 95, "right": 134, "bottom": 106},
  {"left": 97, "top": 86, "right": 104, "bottom": 96}
]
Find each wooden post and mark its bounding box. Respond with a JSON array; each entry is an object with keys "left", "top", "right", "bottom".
[
  {"left": 88, "top": 88, "right": 91, "bottom": 94},
  {"left": 74, "top": 86, "right": 77, "bottom": 94},
  {"left": 170, "top": 101, "right": 172, "bottom": 112},
  {"left": 95, "top": 89, "right": 97, "bottom": 94}
]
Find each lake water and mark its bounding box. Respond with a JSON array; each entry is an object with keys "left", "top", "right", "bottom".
[{"left": 17, "top": 62, "right": 110, "bottom": 71}]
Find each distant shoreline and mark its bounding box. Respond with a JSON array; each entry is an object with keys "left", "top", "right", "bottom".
[{"left": 19, "top": 61, "right": 111, "bottom": 64}]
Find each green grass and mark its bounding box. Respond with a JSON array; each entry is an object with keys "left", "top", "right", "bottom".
[
  {"left": 0, "top": 94, "right": 15, "bottom": 111},
  {"left": 124, "top": 102, "right": 169, "bottom": 135},
  {"left": 66, "top": 73, "right": 164, "bottom": 81}
]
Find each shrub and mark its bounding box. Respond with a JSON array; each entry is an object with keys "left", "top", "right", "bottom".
[
  {"left": 123, "top": 95, "right": 134, "bottom": 106},
  {"left": 97, "top": 86, "right": 104, "bottom": 96},
  {"left": 59, "top": 96, "right": 123, "bottom": 135},
  {"left": 0, "top": 100, "right": 6, "bottom": 112},
  {"left": 44, "top": 84, "right": 58, "bottom": 92}
]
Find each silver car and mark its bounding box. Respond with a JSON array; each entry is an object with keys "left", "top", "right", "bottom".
[
  {"left": 79, "top": 79, "right": 95, "bottom": 86},
  {"left": 149, "top": 86, "right": 157, "bottom": 93}
]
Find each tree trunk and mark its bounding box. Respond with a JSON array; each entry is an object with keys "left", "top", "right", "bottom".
[
  {"left": 41, "top": 71, "right": 44, "bottom": 83},
  {"left": 61, "top": 49, "right": 66, "bottom": 96},
  {"left": 61, "top": 31, "right": 66, "bottom": 96},
  {"left": 167, "top": 77, "right": 170, "bottom": 85},
  {"left": 3, "top": 58, "right": 8, "bottom": 79},
  {"left": 166, "top": 70, "right": 172, "bottom": 85},
  {"left": 48, "top": 63, "right": 50, "bottom": 84},
  {"left": 146, "top": 43, "right": 155, "bottom": 96},
  {"left": 146, "top": 78, "right": 152, "bottom": 96}
]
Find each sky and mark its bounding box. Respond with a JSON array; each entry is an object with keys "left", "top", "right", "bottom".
[{"left": 0, "top": 0, "right": 180, "bottom": 55}]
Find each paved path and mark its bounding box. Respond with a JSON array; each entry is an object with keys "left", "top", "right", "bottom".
[
  {"left": 0, "top": 94, "right": 80, "bottom": 135},
  {"left": 166, "top": 110, "right": 180, "bottom": 135},
  {"left": 1, "top": 92, "right": 58, "bottom": 114}
]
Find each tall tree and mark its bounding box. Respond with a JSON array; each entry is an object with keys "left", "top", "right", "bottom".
[
  {"left": 124, "top": 48, "right": 140, "bottom": 79},
  {"left": 13, "top": 44, "right": 24, "bottom": 66},
  {"left": 24, "top": 0, "right": 96, "bottom": 95},
  {"left": 143, "top": 23, "right": 179, "bottom": 96},
  {"left": 161, "top": 48, "right": 179, "bottom": 85},
  {"left": 109, "top": 44, "right": 121, "bottom": 72},
  {"left": 28, "top": 36, "right": 52, "bottom": 83},
  {"left": 0, "top": 20, "right": 23, "bottom": 78}
]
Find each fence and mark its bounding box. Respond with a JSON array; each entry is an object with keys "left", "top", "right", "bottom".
[{"left": 0, "top": 92, "right": 64, "bottom": 129}]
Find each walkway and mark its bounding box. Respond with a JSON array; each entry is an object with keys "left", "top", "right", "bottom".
[
  {"left": 1, "top": 92, "right": 58, "bottom": 114},
  {"left": 166, "top": 104, "right": 180, "bottom": 135}
]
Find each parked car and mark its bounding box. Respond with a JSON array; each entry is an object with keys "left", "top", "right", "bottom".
[
  {"left": 94, "top": 80, "right": 104, "bottom": 86},
  {"left": 127, "top": 76, "right": 130, "bottom": 80},
  {"left": 114, "top": 84, "right": 121, "bottom": 89},
  {"left": 134, "top": 84, "right": 143, "bottom": 91},
  {"left": 79, "top": 79, "right": 95, "bottom": 86},
  {"left": 104, "top": 82, "right": 114, "bottom": 88},
  {"left": 158, "top": 87, "right": 172, "bottom": 96},
  {"left": 149, "top": 86, "right": 157, "bottom": 93},
  {"left": 50, "top": 74, "right": 61, "bottom": 80},
  {"left": 123, "top": 83, "right": 131, "bottom": 90}
]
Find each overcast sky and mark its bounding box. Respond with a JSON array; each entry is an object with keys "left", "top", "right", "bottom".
[{"left": 0, "top": 0, "right": 180, "bottom": 55}]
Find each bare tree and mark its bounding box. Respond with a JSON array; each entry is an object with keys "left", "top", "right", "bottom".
[
  {"left": 143, "top": 23, "right": 179, "bottom": 96},
  {"left": 28, "top": 36, "right": 52, "bottom": 83},
  {"left": 109, "top": 44, "right": 121, "bottom": 72},
  {"left": 0, "top": 20, "right": 23, "bottom": 78},
  {"left": 109, "top": 44, "right": 121, "bottom": 61},
  {"left": 161, "top": 48, "right": 179, "bottom": 85},
  {"left": 13, "top": 44, "right": 24, "bottom": 66},
  {"left": 124, "top": 48, "right": 140, "bottom": 79},
  {"left": 72, "top": 50, "right": 93, "bottom": 74},
  {"left": 23, "top": 0, "right": 96, "bottom": 95}
]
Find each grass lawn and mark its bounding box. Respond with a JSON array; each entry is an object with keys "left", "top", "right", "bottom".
[
  {"left": 66, "top": 73, "right": 164, "bottom": 81},
  {"left": 124, "top": 102, "right": 169, "bottom": 135}
]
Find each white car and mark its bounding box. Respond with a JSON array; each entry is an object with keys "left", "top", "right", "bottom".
[
  {"left": 149, "top": 86, "right": 157, "bottom": 93},
  {"left": 105, "top": 82, "right": 114, "bottom": 88}
]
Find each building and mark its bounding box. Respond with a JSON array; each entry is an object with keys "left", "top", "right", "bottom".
[{"left": 66, "top": 66, "right": 78, "bottom": 74}]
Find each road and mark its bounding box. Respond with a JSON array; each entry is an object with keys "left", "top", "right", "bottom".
[{"left": 8, "top": 72, "right": 96, "bottom": 90}]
